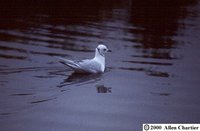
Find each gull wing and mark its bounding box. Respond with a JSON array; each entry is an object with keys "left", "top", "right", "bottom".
[
  {"left": 78, "top": 59, "right": 102, "bottom": 73},
  {"left": 56, "top": 57, "right": 81, "bottom": 69},
  {"left": 57, "top": 57, "right": 102, "bottom": 73}
]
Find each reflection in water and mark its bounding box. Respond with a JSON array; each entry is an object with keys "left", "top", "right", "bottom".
[
  {"left": 96, "top": 85, "right": 112, "bottom": 93},
  {"left": 0, "top": 0, "right": 127, "bottom": 59},
  {"left": 58, "top": 72, "right": 102, "bottom": 88},
  {"left": 123, "top": 60, "right": 172, "bottom": 66},
  {"left": 11, "top": 93, "right": 34, "bottom": 96},
  {"left": 131, "top": 52, "right": 180, "bottom": 60},
  {"left": 30, "top": 97, "right": 57, "bottom": 104},
  {"left": 120, "top": 67, "right": 170, "bottom": 77},
  {"left": 0, "top": 0, "right": 200, "bottom": 130},
  {"left": 0, "top": 113, "right": 12, "bottom": 116},
  {"left": 130, "top": 0, "right": 198, "bottom": 58},
  {"left": 146, "top": 70, "right": 169, "bottom": 77},
  {"left": 150, "top": 92, "right": 170, "bottom": 96},
  {"left": 0, "top": 66, "right": 61, "bottom": 75}
]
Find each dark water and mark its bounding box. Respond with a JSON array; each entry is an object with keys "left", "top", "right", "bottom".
[{"left": 0, "top": 0, "right": 200, "bottom": 130}]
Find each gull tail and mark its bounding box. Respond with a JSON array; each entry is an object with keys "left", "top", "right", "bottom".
[{"left": 56, "top": 56, "right": 80, "bottom": 70}]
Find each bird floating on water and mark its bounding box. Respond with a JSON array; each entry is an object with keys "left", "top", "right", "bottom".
[{"left": 57, "top": 44, "right": 111, "bottom": 74}]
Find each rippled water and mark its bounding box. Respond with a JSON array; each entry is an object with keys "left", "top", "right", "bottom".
[{"left": 0, "top": 0, "right": 200, "bottom": 130}]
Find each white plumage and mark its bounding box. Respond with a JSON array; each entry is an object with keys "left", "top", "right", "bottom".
[{"left": 57, "top": 44, "right": 111, "bottom": 74}]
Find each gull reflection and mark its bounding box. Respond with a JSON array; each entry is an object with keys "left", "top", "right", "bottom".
[
  {"left": 96, "top": 84, "right": 112, "bottom": 93},
  {"left": 58, "top": 72, "right": 102, "bottom": 88}
]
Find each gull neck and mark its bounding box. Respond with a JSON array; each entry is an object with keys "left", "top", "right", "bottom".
[{"left": 94, "top": 48, "right": 105, "bottom": 64}]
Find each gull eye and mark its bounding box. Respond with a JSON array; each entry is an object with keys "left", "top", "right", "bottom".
[{"left": 103, "top": 48, "right": 106, "bottom": 51}]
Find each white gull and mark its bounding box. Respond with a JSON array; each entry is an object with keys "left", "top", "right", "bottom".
[{"left": 57, "top": 44, "right": 111, "bottom": 74}]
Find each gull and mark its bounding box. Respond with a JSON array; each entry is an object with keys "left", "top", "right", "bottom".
[{"left": 57, "top": 44, "right": 111, "bottom": 74}]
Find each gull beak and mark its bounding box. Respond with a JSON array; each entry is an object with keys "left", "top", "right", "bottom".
[{"left": 107, "top": 49, "right": 112, "bottom": 52}]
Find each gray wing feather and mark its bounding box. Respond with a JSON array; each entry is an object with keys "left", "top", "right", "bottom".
[
  {"left": 56, "top": 57, "right": 101, "bottom": 73},
  {"left": 56, "top": 57, "right": 81, "bottom": 69},
  {"left": 78, "top": 59, "right": 102, "bottom": 73}
]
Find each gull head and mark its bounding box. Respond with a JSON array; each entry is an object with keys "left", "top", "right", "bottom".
[{"left": 95, "top": 44, "right": 111, "bottom": 58}]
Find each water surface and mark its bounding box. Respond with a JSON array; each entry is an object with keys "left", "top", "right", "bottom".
[{"left": 0, "top": 0, "right": 200, "bottom": 131}]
